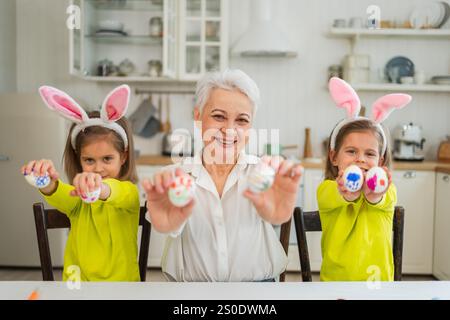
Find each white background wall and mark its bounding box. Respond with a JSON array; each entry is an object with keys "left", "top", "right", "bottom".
[
  {"left": 0, "top": 0, "right": 17, "bottom": 92},
  {"left": 7, "top": 0, "right": 450, "bottom": 159}
]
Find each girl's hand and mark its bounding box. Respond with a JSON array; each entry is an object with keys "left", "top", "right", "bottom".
[
  {"left": 243, "top": 156, "right": 303, "bottom": 225},
  {"left": 363, "top": 166, "right": 392, "bottom": 204},
  {"left": 142, "top": 168, "right": 195, "bottom": 233},
  {"left": 21, "top": 159, "right": 59, "bottom": 195},
  {"left": 70, "top": 172, "right": 110, "bottom": 201},
  {"left": 337, "top": 169, "right": 361, "bottom": 202}
]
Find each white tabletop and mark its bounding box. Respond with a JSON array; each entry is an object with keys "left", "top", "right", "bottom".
[{"left": 1, "top": 281, "right": 449, "bottom": 300}]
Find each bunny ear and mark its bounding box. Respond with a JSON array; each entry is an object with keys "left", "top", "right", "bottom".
[
  {"left": 38, "top": 86, "right": 88, "bottom": 123},
  {"left": 328, "top": 77, "right": 361, "bottom": 119},
  {"left": 101, "top": 85, "right": 130, "bottom": 122},
  {"left": 371, "top": 93, "right": 412, "bottom": 123}
]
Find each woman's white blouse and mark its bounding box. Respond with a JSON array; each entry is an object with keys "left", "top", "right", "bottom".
[{"left": 146, "top": 151, "right": 288, "bottom": 282}]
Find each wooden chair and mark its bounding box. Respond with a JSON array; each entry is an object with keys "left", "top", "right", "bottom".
[
  {"left": 293, "top": 206, "right": 405, "bottom": 282},
  {"left": 278, "top": 218, "right": 292, "bottom": 282},
  {"left": 32, "top": 202, "right": 151, "bottom": 281}
]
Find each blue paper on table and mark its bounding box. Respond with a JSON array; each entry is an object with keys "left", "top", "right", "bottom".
[{"left": 385, "top": 56, "right": 415, "bottom": 84}]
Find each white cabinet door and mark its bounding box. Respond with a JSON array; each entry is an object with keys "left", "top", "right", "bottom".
[
  {"left": 287, "top": 169, "right": 324, "bottom": 272},
  {"left": 137, "top": 165, "right": 167, "bottom": 268},
  {"left": 433, "top": 172, "right": 450, "bottom": 280},
  {"left": 178, "top": 0, "right": 228, "bottom": 80},
  {"left": 393, "top": 170, "right": 435, "bottom": 274},
  {"left": 163, "top": 0, "right": 178, "bottom": 78}
]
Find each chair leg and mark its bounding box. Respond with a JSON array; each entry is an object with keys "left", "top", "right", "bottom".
[{"left": 33, "top": 203, "right": 55, "bottom": 281}]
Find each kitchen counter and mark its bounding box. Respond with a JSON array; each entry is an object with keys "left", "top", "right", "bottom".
[
  {"left": 2, "top": 281, "right": 450, "bottom": 300},
  {"left": 137, "top": 155, "right": 450, "bottom": 173}
]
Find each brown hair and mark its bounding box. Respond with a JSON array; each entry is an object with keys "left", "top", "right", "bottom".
[
  {"left": 63, "top": 111, "right": 138, "bottom": 183},
  {"left": 324, "top": 119, "right": 392, "bottom": 180}
]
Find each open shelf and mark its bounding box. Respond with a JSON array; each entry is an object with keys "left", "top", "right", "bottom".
[
  {"left": 80, "top": 75, "right": 196, "bottom": 83},
  {"left": 85, "top": 34, "right": 163, "bottom": 45},
  {"left": 88, "top": 0, "right": 163, "bottom": 11},
  {"left": 350, "top": 83, "right": 450, "bottom": 92},
  {"left": 329, "top": 27, "right": 450, "bottom": 39}
]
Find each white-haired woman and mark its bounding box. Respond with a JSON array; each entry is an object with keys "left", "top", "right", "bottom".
[{"left": 142, "top": 69, "right": 303, "bottom": 282}]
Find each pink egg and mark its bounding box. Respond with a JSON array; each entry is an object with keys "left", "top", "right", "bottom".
[{"left": 366, "top": 167, "right": 388, "bottom": 193}]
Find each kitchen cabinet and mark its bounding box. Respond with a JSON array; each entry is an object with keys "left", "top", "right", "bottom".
[
  {"left": 69, "top": 0, "right": 228, "bottom": 82},
  {"left": 393, "top": 170, "right": 435, "bottom": 274},
  {"left": 137, "top": 165, "right": 166, "bottom": 267},
  {"left": 433, "top": 172, "right": 450, "bottom": 280},
  {"left": 286, "top": 168, "right": 324, "bottom": 272}
]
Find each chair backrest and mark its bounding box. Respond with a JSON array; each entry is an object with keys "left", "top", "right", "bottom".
[
  {"left": 32, "top": 202, "right": 151, "bottom": 282},
  {"left": 293, "top": 206, "right": 404, "bottom": 282},
  {"left": 278, "top": 218, "right": 292, "bottom": 282}
]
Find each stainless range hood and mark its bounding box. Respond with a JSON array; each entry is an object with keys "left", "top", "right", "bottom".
[{"left": 231, "top": 0, "right": 297, "bottom": 57}]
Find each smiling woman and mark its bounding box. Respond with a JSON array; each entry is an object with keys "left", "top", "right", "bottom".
[{"left": 141, "top": 69, "right": 304, "bottom": 282}]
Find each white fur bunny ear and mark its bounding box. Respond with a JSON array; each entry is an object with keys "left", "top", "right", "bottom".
[
  {"left": 101, "top": 85, "right": 130, "bottom": 123},
  {"left": 39, "top": 86, "right": 88, "bottom": 123},
  {"left": 328, "top": 77, "right": 361, "bottom": 119},
  {"left": 371, "top": 94, "right": 412, "bottom": 123}
]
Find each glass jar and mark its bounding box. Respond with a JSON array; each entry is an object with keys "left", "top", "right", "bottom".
[
  {"left": 149, "top": 17, "right": 163, "bottom": 37},
  {"left": 148, "top": 60, "right": 162, "bottom": 77}
]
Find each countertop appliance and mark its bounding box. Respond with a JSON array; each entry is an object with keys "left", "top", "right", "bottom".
[{"left": 393, "top": 123, "right": 426, "bottom": 161}]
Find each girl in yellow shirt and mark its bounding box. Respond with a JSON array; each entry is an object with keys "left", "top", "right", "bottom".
[
  {"left": 21, "top": 85, "right": 140, "bottom": 281},
  {"left": 318, "top": 77, "right": 412, "bottom": 281}
]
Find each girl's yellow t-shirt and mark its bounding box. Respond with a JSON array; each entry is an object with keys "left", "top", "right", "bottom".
[
  {"left": 317, "top": 180, "right": 397, "bottom": 281},
  {"left": 43, "top": 179, "right": 140, "bottom": 281}
]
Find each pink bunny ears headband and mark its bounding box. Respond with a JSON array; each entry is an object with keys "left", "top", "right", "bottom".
[
  {"left": 38, "top": 85, "right": 130, "bottom": 150},
  {"left": 328, "top": 77, "right": 412, "bottom": 156}
]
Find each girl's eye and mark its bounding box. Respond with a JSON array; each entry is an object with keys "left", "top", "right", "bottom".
[
  {"left": 84, "top": 159, "right": 94, "bottom": 164},
  {"left": 104, "top": 157, "right": 113, "bottom": 162},
  {"left": 366, "top": 152, "right": 377, "bottom": 158},
  {"left": 346, "top": 150, "right": 356, "bottom": 155},
  {"left": 237, "top": 118, "right": 249, "bottom": 124}
]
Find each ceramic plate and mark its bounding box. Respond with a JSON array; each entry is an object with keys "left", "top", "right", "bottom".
[{"left": 385, "top": 56, "right": 415, "bottom": 84}]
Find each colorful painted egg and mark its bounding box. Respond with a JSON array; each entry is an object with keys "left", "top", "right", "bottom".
[
  {"left": 366, "top": 167, "right": 388, "bottom": 193},
  {"left": 80, "top": 188, "right": 101, "bottom": 204},
  {"left": 343, "top": 165, "right": 363, "bottom": 192},
  {"left": 168, "top": 175, "right": 195, "bottom": 207},
  {"left": 24, "top": 172, "right": 51, "bottom": 189},
  {"left": 247, "top": 162, "right": 276, "bottom": 193}
]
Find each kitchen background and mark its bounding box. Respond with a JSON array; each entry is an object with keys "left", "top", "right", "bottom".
[{"left": 0, "top": 0, "right": 449, "bottom": 280}]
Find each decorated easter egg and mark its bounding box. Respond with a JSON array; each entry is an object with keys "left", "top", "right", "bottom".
[
  {"left": 247, "top": 162, "right": 276, "bottom": 193},
  {"left": 366, "top": 167, "right": 388, "bottom": 193},
  {"left": 168, "top": 175, "right": 195, "bottom": 207},
  {"left": 80, "top": 187, "right": 101, "bottom": 204},
  {"left": 343, "top": 165, "right": 363, "bottom": 192},
  {"left": 24, "top": 172, "right": 51, "bottom": 189}
]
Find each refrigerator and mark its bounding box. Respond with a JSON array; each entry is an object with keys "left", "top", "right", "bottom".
[{"left": 0, "top": 93, "right": 67, "bottom": 267}]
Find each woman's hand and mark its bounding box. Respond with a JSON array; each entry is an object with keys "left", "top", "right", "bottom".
[
  {"left": 363, "top": 166, "right": 392, "bottom": 204},
  {"left": 70, "top": 172, "right": 110, "bottom": 201},
  {"left": 336, "top": 169, "right": 362, "bottom": 202},
  {"left": 21, "top": 159, "right": 59, "bottom": 195},
  {"left": 142, "top": 168, "right": 195, "bottom": 233},
  {"left": 243, "top": 156, "right": 303, "bottom": 225}
]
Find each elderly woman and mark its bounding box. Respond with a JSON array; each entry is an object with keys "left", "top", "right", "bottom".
[{"left": 142, "top": 69, "right": 303, "bottom": 282}]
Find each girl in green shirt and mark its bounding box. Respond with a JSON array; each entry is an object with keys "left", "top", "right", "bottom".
[
  {"left": 318, "top": 77, "right": 412, "bottom": 281},
  {"left": 22, "top": 85, "right": 140, "bottom": 281}
]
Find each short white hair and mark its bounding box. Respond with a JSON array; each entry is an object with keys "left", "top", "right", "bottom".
[{"left": 195, "top": 69, "right": 260, "bottom": 116}]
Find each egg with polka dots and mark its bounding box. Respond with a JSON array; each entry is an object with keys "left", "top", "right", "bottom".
[
  {"left": 168, "top": 175, "right": 195, "bottom": 207},
  {"left": 366, "top": 167, "right": 388, "bottom": 193},
  {"left": 24, "top": 172, "right": 51, "bottom": 189},
  {"left": 80, "top": 188, "right": 101, "bottom": 204},
  {"left": 343, "top": 165, "right": 363, "bottom": 192}
]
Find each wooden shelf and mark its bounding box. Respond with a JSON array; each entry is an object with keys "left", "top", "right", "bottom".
[
  {"left": 85, "top": 35, "right": 163, "bottom": 45},
  {"left": 349, "top": 83, "right": 450, "bottom": 92},
  {"left": 329, "top": 27, "right": 450, "bottom": 39},
  {"left": 80, "top": 75, "right": 196, "bottom": 83}
]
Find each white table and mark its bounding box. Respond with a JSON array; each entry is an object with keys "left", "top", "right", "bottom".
[{"left": 1, "top": 281, "right": 450, "bottom": 300}]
